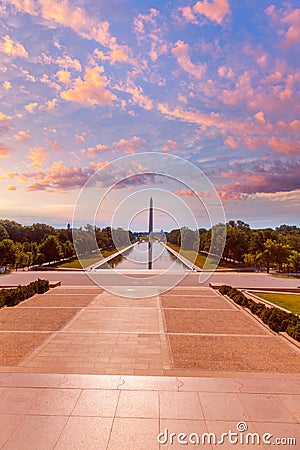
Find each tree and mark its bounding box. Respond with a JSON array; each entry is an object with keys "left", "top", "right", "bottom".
[
  {"left": 57, "top": 228, "right": 72, "bottom": 244},
  {"left": 264, "top": 239, "right": 290, "bottom": 272},
  {"left": 275, "top": 224, "right": 300, "bottom": 235},
  {"left": 285, "top": 234, "right": 300, "bottom": 252},
  {"left": 180, "top": 228, "right": 199, "bottom": 251},
  {"left": 73, "top": 225, "right": 98, "bottom": 255},
  {"left": 0, "top": 219, "right": 23, "bottom": 242},
  {"left": 0, "top": 224, "right": 9, "bottom": 241},
  {"left": 24, "top": 223, "right": 56, "bottom": 244},
  {"left": 256, "top": 249, "right": 272, "bottom": 273},
  {"left": 16, "top": 251, "right": 27, "bottom": 270},
  {"left": 244, "top": 253, "right": 256, "bottom": 268},
  {"left": 223, "top": 221, "right": 250, "bottom": 262},
  {"left": 248, "top": 231, "right": 265, "bottom": 254},
  {"left": 167, "top": 229, "right": 181, "bottom": 246},
  {"left": 39, "top": 236, "right": 63, "bottom": 264},
  {"left": 288, "top": 250, "right": 300, "bottom": 273},
  {"left": 62, "top": 240, "right": 74, "bottom": 258},
  {"left": 0, "top": 239, "right": 17, "bottom": 267},
  {"left": 111, "top": 227, "right": 131, "bottom": 248}
]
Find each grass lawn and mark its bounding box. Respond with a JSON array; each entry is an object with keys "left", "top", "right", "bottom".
[
  {"left": 166, "top": 243, "right": 244, "bottom": 270},
  {"left": 251, "top": 292, "right": 300, "bottom": 315},
  {"left": 56, "top": 248, "right": 121, "bottom": 269},
  {"left": 271, "top": 274, "right": 300, "bottom": 279}
]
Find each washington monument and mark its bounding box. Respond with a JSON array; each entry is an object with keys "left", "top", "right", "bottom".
[
  {"left": 149, "top": 197, "right": 153, "bottom": 235},
  {"left": 148, "top": 197, "right": 153, "bottom": 269}
]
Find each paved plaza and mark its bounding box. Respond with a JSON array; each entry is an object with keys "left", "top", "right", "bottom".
[{"left": 0, "top": 280, "right": 299, "bottom": 448}]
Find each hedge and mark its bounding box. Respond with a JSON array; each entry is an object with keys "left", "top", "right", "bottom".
[
  {"left": 0, "top": 279, "right": 49, "bottom": 308},
  {"left": 219, "top": 285, "right": 300, "bottom": 342}
]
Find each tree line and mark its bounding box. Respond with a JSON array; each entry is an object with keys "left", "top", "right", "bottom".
[
  {"left": 0, "top": 220, "right": 134, "bottom": 270},
  {"left": 167, "top": 222, "right": 300, "bottom": 273}
]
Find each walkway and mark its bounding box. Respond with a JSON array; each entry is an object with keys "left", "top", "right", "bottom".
[
  {"left": 1, "top": 270, "right": 300, "bottom": 290},
  {"left": 0, "top": 285, "right": 299, "bottom": 448}
]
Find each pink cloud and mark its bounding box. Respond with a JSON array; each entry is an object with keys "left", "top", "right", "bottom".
[
  {"left": 114, "top": 82, "right": 153, "bottom": 110},
  {"left": 8, "top": 0, "right": 134, "bottom": 65},
  {"left": 172, "top": 41, "right": 206, "bottom": 79},
  {"left": 218, "top": 65, "right": 234, "bottom": 78},
  {"left": 82, "top": 136, "right": 147, "bottom": 158},
  {"left": 26, "top": 161, "right": 96, "bottom": 192},
  {"left": 75, "top": 134, "right": 86, "bottom": 143},
  {"left": 224, "top": 136, "right": 238, "bottom": 149},
  {"left": 25, "top": 102, "right": 38, "bottom": 114},
  {"left": 47, "top": 140, "right": 62, "bottom": 151},
  {"left": 94, "top": 46, "right": 136, "bottom": 66},
  {"left": 60, "top": 66, "right": 116, "bottom": 107},
  {"left": 113, "top": 136, "right": 147, "bottom": 154},
  {"left": 114, "top": 173, "right": 160, "bottom": 190},
  {"left": 193, "top": 0, "right": 230, "bottom": 24},
  {"left": 174, "top": 189, "right": 198, "bottom": 198},
  {"left": 2, "top": 81, "right": 11, "bottom": 90},
  {"left": 14, "top": 130, "right": 31, "bottom": 141},
  {"left": 254, "top": 111, "right": 266, "bottom": 123},
  {"left": 180, "top": 0, "right": 230, "bottom": 25},
  {"left": 133, "top": 8, "right": 160, "bottom": 35},
  {"left": 162, "top": 140, "right": 179, "bottom": 152},
  {"left": 178, "top": 6, "right": 198, "bottom": 24},
  {"left": 158, "top": 100, "right": 300, "bottom": 157},
  {"left": 27, "top": 147, "right": 48, "bottom": 169},
  {"left": 0, "top": 34, "right": 28, "bottom": 58},
  {"left": 266, "top": 4, "right": 300, "bottom": 47},
  {"left": 82, "top": 144, "right": 110, "bottom": 158},
  {"left": 133, "top": 8, "right": 167, "bottom": 63},
  {"left": 218, "top": 162, "right": 300, "bottom": 198},
  {"left": 55, "top": 55, "right": 82, "bottom": 71},
  {"left": 0, "top": 142, "right": 13, "bottom": 158},
  {"left": 56, "top": 70, "right": 71, "bottom": 84},
  {"left": 267, "top": 137, "right": 300, "bottom": 154},
  {"left": 281, "top": 8, "right": 300, "bottom": 47},
  {"left": 0, "top": 112, "right": 13, "bottom": 134},
  {"left": 45, "top": 98, "right": 58, "bottom": 112}
]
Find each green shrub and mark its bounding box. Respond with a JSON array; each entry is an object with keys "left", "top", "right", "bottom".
[
  {"left": 219, "top": 285, "right": 231, "bottom": 295},
  {"left": 288, "top": 324, "right": 300, "bottom": 341},
  {"left": 0, "top": 279, "right": 49, "bottom": 309},
  {"left": 0, "top": 292, "right": 5, "bottom": 308},
  {"left": 267, "top": 309, "right": 290, "bottom": 333},
  {"left": 219, "top": 284, "right": 300, "bottom": 342}
]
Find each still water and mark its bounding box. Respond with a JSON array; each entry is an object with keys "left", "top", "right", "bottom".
[{"left": 96, "top": 241, "right": 189, "bottom": 270}]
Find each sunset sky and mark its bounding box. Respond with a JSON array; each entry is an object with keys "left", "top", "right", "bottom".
[{"left": 0, "top": 0, "right": 299, "bottom": 230}]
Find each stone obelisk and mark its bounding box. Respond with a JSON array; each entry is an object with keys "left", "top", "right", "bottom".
[
  {"left": 148, "top": 197, "right": 153, "bottom": 269},
  {"left": 149, "top": 197, "right": 153, "bottom": 234}
]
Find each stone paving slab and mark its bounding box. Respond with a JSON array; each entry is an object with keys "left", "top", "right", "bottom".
[
  {"left": 0, "top": 374, "right": 299, "bottom": 449},
  {"left": 162, "top": 288, "right": 219, "bottom": 297},
  {"left": 47, "top": 287, "right": 103, "bottom": 295},
  {"left": 19, "top": 295, "right": 96, "bottom": 308},
  {"left": 66, "top": 308, "right": 160, "bottom": 333},
  {"left": 0, "top": 308, "right": 79, "bottom": 332},
  {"left": 168, "top": 335, "right": 300, "bottom": 372},
  {"left": 0, "top": 285, "right": 300, "bottom": 448},
  {"left": 90, "top": 295, "right": 159, "bottom": 308},
  {"left": 0, "top": 333, "right": 51, "bottom": 366},
  {"left": 18, "top": 332, "right": 170, "bottom": 376},
  {"left": 162, "top": 296, "right": 236, "bottom": 309},
  {"left": 163, "top": 310, "right": 268, "bottom": 335}
]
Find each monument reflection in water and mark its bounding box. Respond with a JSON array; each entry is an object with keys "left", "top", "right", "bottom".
[{"left": 148, "top": 197, "right": 153, "bottom": 270}]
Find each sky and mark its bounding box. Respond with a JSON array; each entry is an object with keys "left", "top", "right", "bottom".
[{"left": 0, "top": 0, "right": 299, "bottom": 230}]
